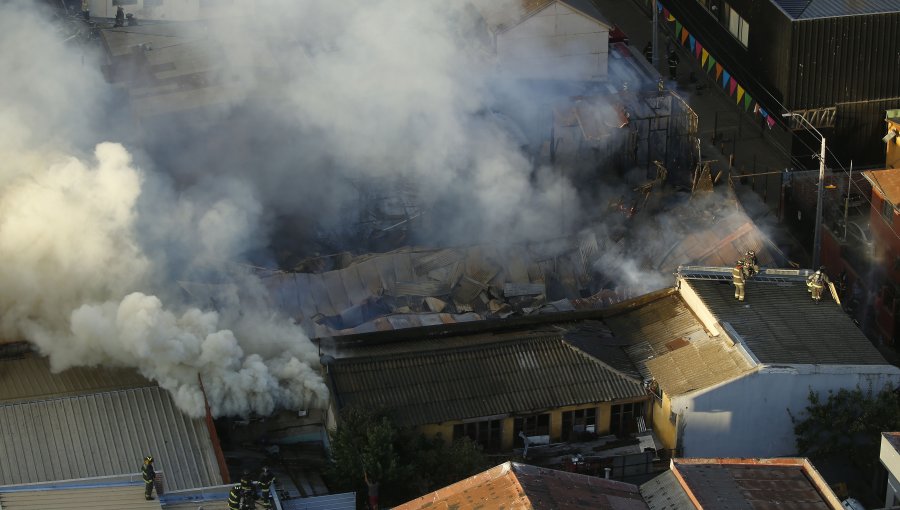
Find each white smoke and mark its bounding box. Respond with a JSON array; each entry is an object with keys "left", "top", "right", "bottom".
[{"left": 0, "top": 4, "right": 327, "bottom": 418}]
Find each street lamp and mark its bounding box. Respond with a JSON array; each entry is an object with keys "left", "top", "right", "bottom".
[{"left": 783, "top": 112, "right": 827, "bottom": 269}]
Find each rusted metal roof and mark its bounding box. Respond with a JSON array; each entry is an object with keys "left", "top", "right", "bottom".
[
  {"left": 0, "top": 353, "right": 151, "bottom": 404},
  {"left": 670, "top": 458, "right": 844, "bottom": 509},
  {"left": 0, "top": 483, "right": 162, "bottom": 510},
  {"left": 863, "top": 168, "right": 900, "bottom": 207},
  {"left": 604, "top": 294, "right": 754, "bottom": 395},
  {"left": 395, "top": 462, "right": 648, "bottom": 510},
  {"left": 0, "top": 386, "right": 222, "bottom": 491},
  {"left": 329, "top": 333, "right": 644, "bottom": 427}
]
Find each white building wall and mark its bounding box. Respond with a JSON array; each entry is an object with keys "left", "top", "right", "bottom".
[
  {"left": 496, "top": 2, "right": 608, "bottom": 81},
  {"left": 882, "top": 435, "right": 900, "bottom": 508},
  {"left": 672, "top": 365, "right": 900, "bottom": 458}
]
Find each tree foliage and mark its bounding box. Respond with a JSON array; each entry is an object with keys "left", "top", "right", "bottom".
[
  {"left": 791, "top": 384, "right": 900, "bottom": 469},
  {"left": 324, "top": 408, "right": 490, "bottom": 506}
]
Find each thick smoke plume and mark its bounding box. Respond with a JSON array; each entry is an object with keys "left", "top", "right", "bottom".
[{"left": 0, "top": 3, "right": 326, "bottom": 418}]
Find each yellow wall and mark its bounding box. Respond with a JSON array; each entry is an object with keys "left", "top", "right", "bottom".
[
  {"left": 650, "top": 393, "right": 677, "bottom": 451},
  {"left": 416, "top": 398, "right": 650, "bottom": 452},
  {"left": 889, "top": 120, "right": 900, "bottom": 169}
]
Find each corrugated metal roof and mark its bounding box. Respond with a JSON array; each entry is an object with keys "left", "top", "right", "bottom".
[
  {"left": 330, "top": 334, "right": 644, "bottom": 426},
  {"left": 395, "top": 462, "right": 648, "bottom": 510},
  {"left": 0, "top": 386, "right": 222, "bottom": 491},
  {"left": 280, "top": 492, "right": 356, "bottom": 510},
  {"left": 0, "top": 353, "right": 151, "bottom": 404},
  {"left": 639, "top": 471, "right": 693, "bottom": 510},
  {"left": 771, "top": 0, "right": 900, "bottom": 19},
  {"left": 673, "top": 458, "right": 842, "bottom": 509},
  {"left": 686, "top": 279, "right": 889, "bottom": 365},
  {"left": 603, "top": 294, "right": 753, "bottom": 395},
  {"left": 0, "top": 484, "right": 162, "bottom": 510}
]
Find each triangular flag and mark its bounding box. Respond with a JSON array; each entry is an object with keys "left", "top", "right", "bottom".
[
  {"left": 736, "top": 85, "right": 745, "bottom": 103},
  {"left": 706, "top": 55, "right": 716, "bottom": 72},
  {"left": 766, "top": 115, "right": 776, "bottom": 128},
  {"left": 658, "top": 2, "right": 664, "bottom": 13},
  {"left": 760, "top": 108, "right": 769, "bottom": 118},
  {"left": 722, "top": 70, "right": 730, "bottom": 88},
  {"left": 667, "top": 13, "right": 675, "bottom": 21},
  {"left": 715, "top": 63, "right": 723, "bottom": 79},
  {"left": 663, "top": 7, "right": 669, "bottom": 17},
  {"left": 695, "top": 42, "right": 702, "bottom": 59},
  {"left": 728, "top": 77, "right": 737, "bottom": 95},
  {"left": 674, "top": 21, "right": 681, "bottom": 35},
  {"left": 689, "top": 35, "right": 696, "bottom": 52},
  {"left": 754, "top": 103, "right": 760, "bottom": 114},
  {"left": 701, "top": 48, "right": 709, "bottom": 65},
  {"left": 744, "top": 93, "right": 753, "bottom": 111},
  {"left": 681, "top": 28, "right": 689, "bottom": 44}
]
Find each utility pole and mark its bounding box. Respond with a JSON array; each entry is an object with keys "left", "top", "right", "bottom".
[
  {"left": 783, "top": 112, "right": 827, "bottom": 269},
  {"left": 651, "top": 4, "right": 659, "bottom": 69}
]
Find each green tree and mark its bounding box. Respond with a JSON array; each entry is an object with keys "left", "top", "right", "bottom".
[
  {"left": 325, "top": 408, "right": 490, "bottom": 506},
  {"left": 791, "top": 384, "right": 900, "bottom": 470}
]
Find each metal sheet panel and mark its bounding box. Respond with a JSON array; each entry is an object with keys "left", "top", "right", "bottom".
[
  {"left": 0, "top": 387, "right": 222, "bottom": 491},
  {"left": 281, "top": 492, "right": 356, "bottom": 510},
  {"left": 0, "top": 485, "right": 162, "bottom": 510}
]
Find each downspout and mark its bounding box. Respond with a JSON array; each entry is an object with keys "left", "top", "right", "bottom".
[{"left": 198, "top": 375, "right": 231, "bottom": 484}]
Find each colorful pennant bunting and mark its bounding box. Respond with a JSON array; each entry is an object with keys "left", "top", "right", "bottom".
[
  {"left": 701, "top": 48, "right": 709, "bottom": 66},
  {"left": 744, "top": 93, "right": 753, "bottom": 111},
  {"left": 722, "top": 70, "right": 731, "bottom": 88},
  {"left": 706, "top": 56, "right": 715, "bottom": 72},
  {"left": 681, "top": 28, "right": 689, "bottom": 44},
  {"left": 736, "top": 85, "right": 745, "bottom": 103},
  {"left": 715, "top": 63, "right": 723, "bottom": 79},
  {"left": 695, "top": 42, "right": 702, "bottom": 59},
  {"left": 689, "top": 35, "right": 696, "bottom": 52},
  {"left": 728, "top": 77, "right": 737, "bottom": 95}
]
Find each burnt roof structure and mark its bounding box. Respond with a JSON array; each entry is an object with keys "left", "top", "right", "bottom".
[{"left": 395, "top": 461, "right": 648, "bottom": 510}]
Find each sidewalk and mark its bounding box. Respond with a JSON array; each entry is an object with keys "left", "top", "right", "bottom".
[{"left": 592, "top": 0, "right": 811, "bottom": 264}]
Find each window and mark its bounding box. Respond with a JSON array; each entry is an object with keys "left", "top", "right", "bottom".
[
  {"left": 453, "top": 419, "right": 502, "bottom": 451},
  {"left": 724, "top": 3, "right": 750, "bottom": 47},
  {"left": 610, "top": 402, "right": 644, "bottom": 436},
  {"left": 561, "top": 408, "right": 597, "bottom": 441},
  {"left": 143, "top": 0, "right": 164, "bottom": 7},
  {"left": 513, "top": 414, "right": 550, "bottom": 446},
  {"left": 114, "top": 0, "right": 138, "bottom": 5},
  {"left": 882, "top": 197, "right": 895, "bottom": 225}
]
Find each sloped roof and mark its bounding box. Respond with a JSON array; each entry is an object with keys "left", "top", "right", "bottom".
[
  {"left": 0, "top": 352, "right": 151, "bottom": 404},
  {"left": 394, "top": 462, "right": 648, "bottom": 510},
  {"left": 0, "top": 484, "right": 162, "bottom": 510},
  {"left": 639, "top": 471, "right": 692, "bottom": 510},
  {"left": 0, "top": 386, "right": 222, "bottom": 491},
  {"left": 683, "top": 273, "right": 889, "bottom": 365},
  {"left": 477, "top": 0, "right": 611, "bottom": 34},
  {"left": 771, "top": 0, "right": 900, "bottom": 19},
  {"left": 668, "top": 458, "right": 843, "bottom": 509},
  {"left": 604, "top": 293, "right": 754, "bottom": 395},
  {"left": 863, "top": 168, "right": 900, "bottom": 207},
  {"left": 329, "top": 332, "right": 644, "bottom": 426}
]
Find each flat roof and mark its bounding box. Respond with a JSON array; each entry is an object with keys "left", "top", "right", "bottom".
[{"left": 670, "top": 458, "right": 843, "bottom": 509}]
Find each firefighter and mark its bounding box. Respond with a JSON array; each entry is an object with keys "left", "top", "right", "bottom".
[
  {"left": 228, "top": 484, "right": 243, "bottom": 510},
  {"left": 258, "top": 466, "right": 276, "bottom": 509},
  {"left": 667, "top": 49, "right": 679, "bottom": 81},
  {"left": 807, "top": 267, "right": 830, "bottom": 302},
  {"left": 141, "top": 455, "right": 155, "bottom": 500},
  {"left": 743, "top": 250, "right": 760, "bottom": 277},
  {"left": 115, "top": 5, "right": 125, "bottom": 26},
  {"left": 81, "top": 0, "right": 89, "bottom": 20},
  {"left": 732, "top": 259, "right": 746, "bottom": 301}
]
